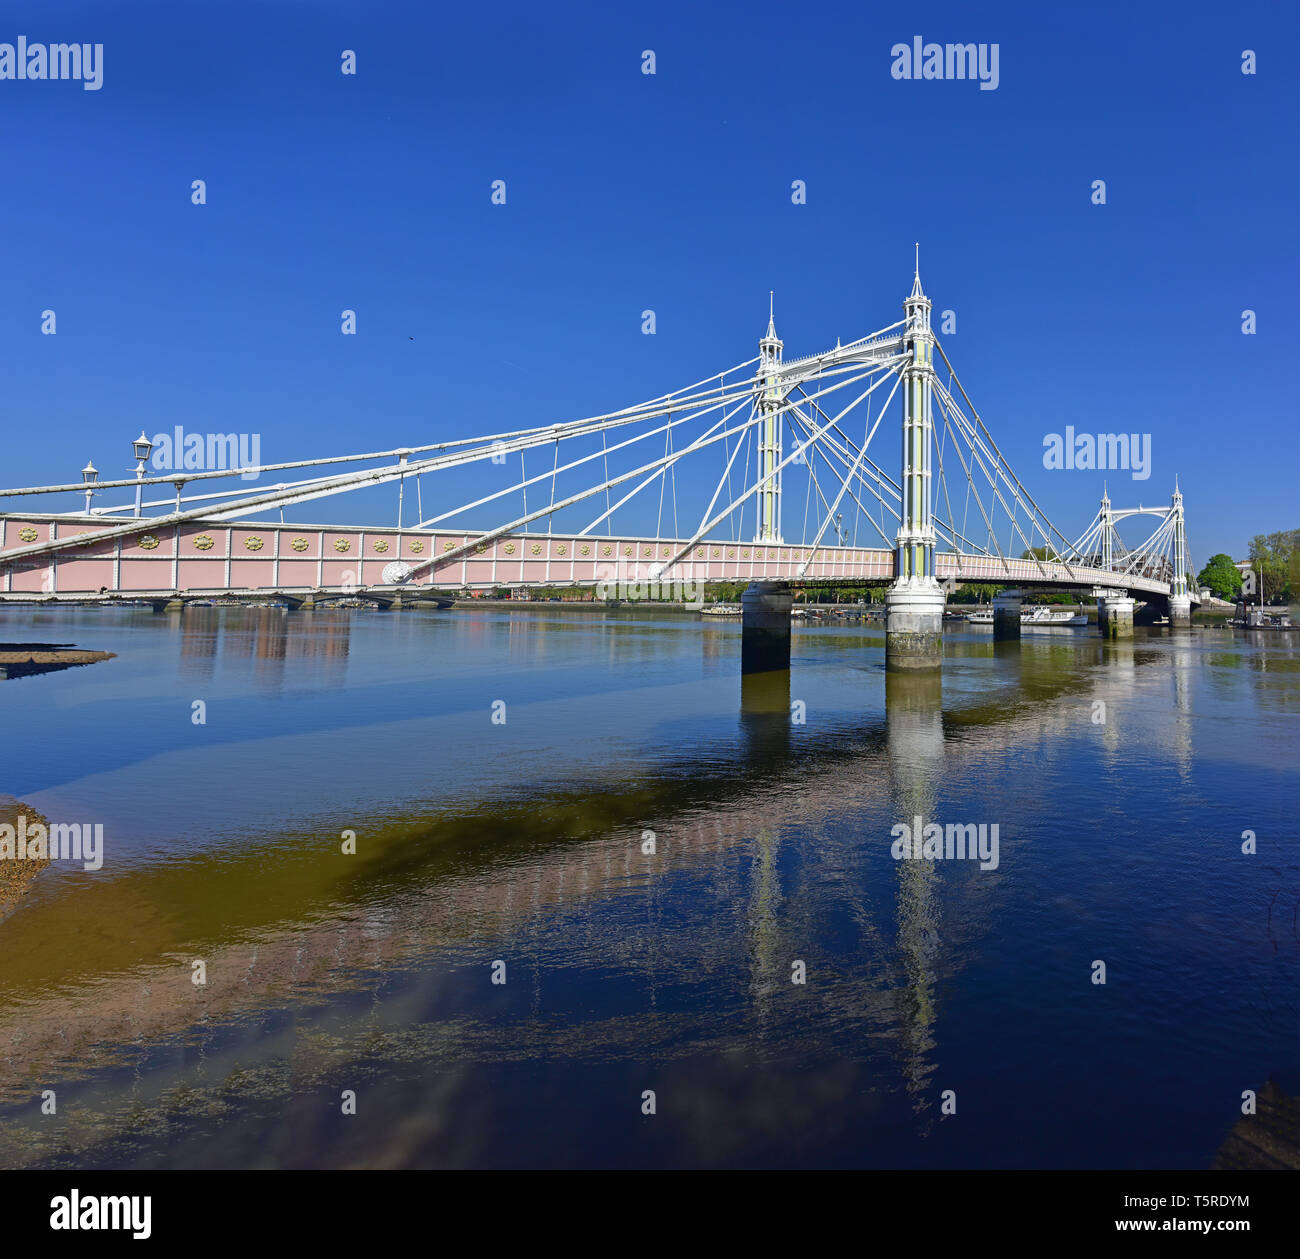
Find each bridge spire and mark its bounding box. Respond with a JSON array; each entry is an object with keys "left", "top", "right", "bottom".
[
  {"left": 1169, "top": 479, "right": 1191, "bottom": 623},
  {"left": 1099, "top": 487, "right": 1113, "bottom": 570},
  {"left": 757, "top": 292, "right": 784, "bottom": 543}
]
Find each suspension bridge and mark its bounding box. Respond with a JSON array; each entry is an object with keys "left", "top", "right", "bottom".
[{"left": 0, "top": 260, "right": 1198, "bottom": 671}]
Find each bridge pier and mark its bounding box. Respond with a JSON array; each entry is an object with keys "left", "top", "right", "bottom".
[
  {"left": 741, "top": 581, "right": 793, "bottom": 674},
  {"left": 1097, "top": 591, "right": 1135, "bottom": 639},
  {"left": 1169, "top": 594, "right": 1192, "bottom": 627},
  {"left": 992, "top": 589, "right": 1022, "bottom": 642},
  {"left": 885, "top": 582, "right": 945, "bottom": 671}
]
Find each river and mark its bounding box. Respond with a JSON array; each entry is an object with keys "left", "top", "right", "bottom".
[{"left": 0, "top": 605, "right": 1295, "bottom": 1168}]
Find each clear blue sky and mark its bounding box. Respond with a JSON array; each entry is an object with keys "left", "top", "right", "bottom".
[{"left": 1, "top": 0, "right": 1295, "bottom": 564}]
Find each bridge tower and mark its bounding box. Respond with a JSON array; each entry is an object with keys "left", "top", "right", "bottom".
[
  {"left": 757, "top": 294, "right": 784, "bottom": 543},
  {"left": 1093, "top": 486, "right": 1134, "bottom": 637},
  {"left": 885, "top": 253, "right": 945, "bottom": 670},
  {"left": 1168, "top": 479, "right": 1192, "bottom": 626},
  {"left": 1099, "top": 486, "right": 1113, "bottom": 571},
  {"left": 740, "top": 295, "right": 792, "bottom": 672}
]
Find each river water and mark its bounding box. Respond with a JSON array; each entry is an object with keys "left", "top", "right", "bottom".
[{"left": 0, "top": 605, "right": 1296, "bottom": 1169}]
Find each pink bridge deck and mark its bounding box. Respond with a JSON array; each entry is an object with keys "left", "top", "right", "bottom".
[{"left": 0, "top": 515, "right": 1171, "bottom": 598}]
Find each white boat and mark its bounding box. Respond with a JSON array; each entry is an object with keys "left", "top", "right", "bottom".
[
  {"left": 1023, "top": 606, "right": 1088, "bottom": 626},
  {"left": 700, "top": 603, "right": 741, "bottom": 617},
  {"left": 966, "top": 606, "right": 1087, "bottom": 626}
]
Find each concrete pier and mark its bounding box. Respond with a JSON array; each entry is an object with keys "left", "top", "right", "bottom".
[
  {"left": 992, "top": 589, "right": 1021, "bottom": 642},
  {"left": 885, "top": 581, "right": 945, "bottom": 671},
  {"left": 740, "top": 581, "right": 793, "bottom": 674},
  {"left": 1169, "top": 594, "right": 1192, "bottom": 627},
  {"left": 1097, "top": 592, "right": 1135, "bottom": 639}
]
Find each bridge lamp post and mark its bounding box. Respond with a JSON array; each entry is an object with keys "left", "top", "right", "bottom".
[
  {"left": 81, "top": 460, "right": 98, "bottom": 515},
  {"left": 131, "top": 432, "right": 153, "bottom": 517}
]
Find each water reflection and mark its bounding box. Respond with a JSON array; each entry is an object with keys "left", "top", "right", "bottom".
[
  {"left": 886, "top": 672, "right": 943, "bottom": 1116},
  {"left": 0, "top": 609, "right": 1294, "bottom": 1170},
  {"left": 739, "top": 669, "right": 791, "bottom": 761},
  {"left": 178, "top": 606, "right": 350, "bottom": 691}
]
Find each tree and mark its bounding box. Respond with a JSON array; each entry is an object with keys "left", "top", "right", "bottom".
[
  {"left": 1247, "top": 530, "right": 1298, "bottom": 605},
  {"left": 950, "top": 582, "right": 999, "bottom": 604},
  {"left": 1196, "top": 554, "right": 1242, "bottom": 600}
]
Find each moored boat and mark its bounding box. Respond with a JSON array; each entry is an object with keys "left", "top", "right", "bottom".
[{"left": 967, "top": 606, "right": 1087, "bottom": 626}]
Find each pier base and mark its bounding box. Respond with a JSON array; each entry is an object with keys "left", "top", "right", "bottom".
[
  {"left": 1097, "top": 593, "right": 1135, "bottom": 639},
  {"left": 1169, "top": 595, "right": 1192, "bottom": 627},
  {"left": 740, "top": 581, "right": 792, "bottom": 674},
  {"left": 885, "top": 580, "right": 945, "bottom": 671},
  {"left": 992, "top": 590, "right": 1022, "bottom": 642}
]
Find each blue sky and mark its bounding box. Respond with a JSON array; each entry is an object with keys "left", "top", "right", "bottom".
[{"left": 0, "top": 0, "right": 1295, "bottom": 564}]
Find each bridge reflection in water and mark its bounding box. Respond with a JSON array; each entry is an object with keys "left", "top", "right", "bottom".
[{"left": 0, "top": 607, "right": 1290, "bottom": 1170}]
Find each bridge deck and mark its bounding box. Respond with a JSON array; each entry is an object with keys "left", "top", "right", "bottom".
[{"left": 0, "top": 513, "right": 1178, "bottom": 600}]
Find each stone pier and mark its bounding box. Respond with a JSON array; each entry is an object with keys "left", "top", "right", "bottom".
[
  {"left": 740, "top": 581, "right": 793, "bottom": 674},
  {"left": 1097, "top": 591, "right": 1135, "bottom": 639},
  {"left": 885, "top": 581, "right": 945, "bottom": 671}
]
